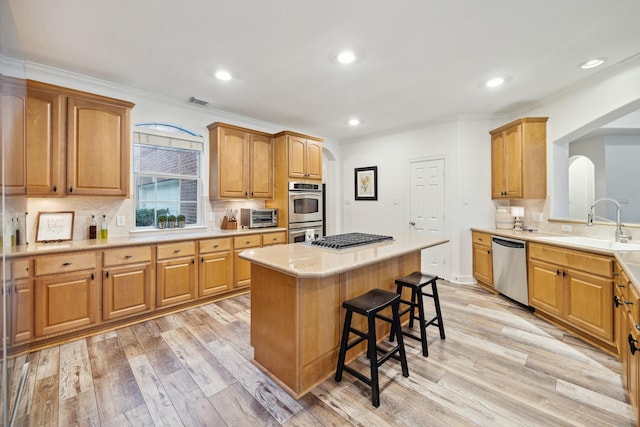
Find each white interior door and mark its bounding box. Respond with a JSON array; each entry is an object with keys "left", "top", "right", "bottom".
[{"left": 409, "top": 158, "right": 447, "bottom": 275}]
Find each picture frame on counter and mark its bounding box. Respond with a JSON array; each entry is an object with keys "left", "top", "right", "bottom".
[
  {"left": 36, "top": 211, "right": 75, "bottom": 242},
  {"left": 355, "top": 166, "right": 378, "bottom": 201}
]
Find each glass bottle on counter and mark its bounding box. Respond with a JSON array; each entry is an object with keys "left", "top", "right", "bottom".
[
  {"left": 89, "top": 214, "right": 97, "bottom": 239},
  {"left": 100, "top": 214, "right": 108, "bottom": 239},
  {"left": 15, "top": 217, "right": 21, "bottom": 245}
]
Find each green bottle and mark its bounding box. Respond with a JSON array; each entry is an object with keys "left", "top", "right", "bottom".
[{"left": 100, "top": 214, "right": 108, "bottom": 239}]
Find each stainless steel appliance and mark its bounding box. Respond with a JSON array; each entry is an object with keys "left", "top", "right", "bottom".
[
  {"left": 491, "top": 236, "right": 529, "bottom": 306},
  {"left": 289, "top": 221, "right": 323, "bottom": 243},
  {"left": 240, "top": 208, "right": 278, "bottom": 229},
  {"left": 288, "top": 182, "right": 323, "bottom": 224}
]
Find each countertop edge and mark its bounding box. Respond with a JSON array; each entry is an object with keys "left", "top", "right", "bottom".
[{"left": 240, "top": 237, "right": 449, "bottom": 279}]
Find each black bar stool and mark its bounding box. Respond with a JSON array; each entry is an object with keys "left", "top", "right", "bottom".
[
  {"left": 334, "top": 288, "right": 409, "bottom": 407},
  {"left": 390, "top": 271, "right": 445, "bottom": 357}
]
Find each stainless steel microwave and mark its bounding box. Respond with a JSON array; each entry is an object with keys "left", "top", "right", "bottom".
[{"left": 240, "top": 208, "right": 278, "bottom": 228}]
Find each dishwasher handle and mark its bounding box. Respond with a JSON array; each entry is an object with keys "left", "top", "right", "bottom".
[{"left": 492, "top": 236, "right": 525, "bottom": 249}]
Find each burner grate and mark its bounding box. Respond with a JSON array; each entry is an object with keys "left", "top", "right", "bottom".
[{"left": 310, "top": 232, "right": 393, "bottom": 249}]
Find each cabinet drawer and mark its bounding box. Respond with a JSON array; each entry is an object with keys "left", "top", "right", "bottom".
[
  {"left": 262, "top": 231, "right": 286, "bottom": 246},
  {"left": 13, "top": 259, "right": 30, "bottom": 279},
  {"left": 35, "top": 252, "right": 96, "bottom": 276},
  {"left": 199, "top": 238, "right": 232, "bottom": 254},
  {"left": 157, "top": 241, "right": 195, "bottom": 260},
  {"left": 234, "top": 234, "right": 262, "bottom": 249},
  {"left": 472, "top": 231, "right": 492, "bottom": 247},
  {"left": 104, "top": 246, "right": 152, "bottom": 267},
  {"left": 529, "top": 242, "right": 613, "bottom": 278}
]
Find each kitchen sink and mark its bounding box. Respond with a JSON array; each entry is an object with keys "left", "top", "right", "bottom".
[{"left": 536, "top": 235, "right": 640, "bottom": 251}]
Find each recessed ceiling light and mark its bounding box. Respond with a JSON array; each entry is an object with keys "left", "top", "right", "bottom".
[
  {"left": 215, "top": 70, "right": 232, "bottom": 81},
  {"left": 337, "top": 50, "right": 356, "bottom": 64},
  {"left": 579, "top": 58, "right": 606, "bottom": 69},
  {"left": 485, "top": 77, "right": 505, "bottom": 88},
  {"left": 348, "top": 118, "right": 360, "bottom": 126}
]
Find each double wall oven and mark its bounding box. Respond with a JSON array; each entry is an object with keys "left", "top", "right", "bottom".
[{"left": 288, "top": 182, "right": 323, "bottom": 243}]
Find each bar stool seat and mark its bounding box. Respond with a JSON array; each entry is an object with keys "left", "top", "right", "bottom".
[
  {"left": 390, "top": 271, "right": 445, "bottom": 357},
  {"left": 334, "top": 288, "right": 409, "bottom": 407}
]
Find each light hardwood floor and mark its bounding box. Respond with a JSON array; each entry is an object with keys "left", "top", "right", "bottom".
[{"left": 6, "top": 281, "right": 636, "bottom": 426}]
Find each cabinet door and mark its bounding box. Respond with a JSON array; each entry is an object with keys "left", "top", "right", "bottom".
[
  {"left": 234, "top": 250, "right": 252, "bottom": 288},
  {"left": 1, "top": 80, "right": 27, "bottom": 195},
  {"left": 528, "top": 259, "right": 564, "bottom": 318},
  {"left": 199, "top": 251, "right": 233, "bottom": 297},
  {"left": 156, "top": 257, "right": 196, "bottom": 307},
  {"left": 12, "top": 277, "right": 33, "bottom": 345},
  {"left": 503, "top": 125, "right": 523, "bottom": 198},
  {"left": 34, "top": 270, "right": 98, "bottom": 336},
  {"left": 219, "top": 127, "right": 249, "bottom": 198},
  {"left": 287, "top": 135, "right": 307, "bottom": 179},
  {"left": 26, "top": 87, "right": 64, "bottom": 196},
  {"left": 305, "top": 140, "right": 323, "bottom": 180},
  {"left": 490, "top": 132, "right": 505, "bottom": 199},
  {"left": 249, "top": 133, "right": 273, "bottom": 198},
  {"left": 66, "top": 96, "right": 130, "bottom": 196},
  {"left": 472, "top": 243, "right": 493, "bottom": 286},
  {"left": 564, "top": 268, "right": 613, "bottom": 342},
  {"left": 103, "top": 263, "right": 153, "bottom": 321}
]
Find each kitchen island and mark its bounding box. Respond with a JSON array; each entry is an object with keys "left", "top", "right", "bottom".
[{"left": 239, "top": 232, "right": 448, "bottom": 398}]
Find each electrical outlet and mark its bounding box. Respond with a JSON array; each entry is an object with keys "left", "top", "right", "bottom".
[
  {"left": 561, "top": 224, "right": 572, "bottom": 232},
  {"left": 116, "top": 215, "right": 125, "bottom": 226},
  {"left": 209, "top": 212, "right": 215, "bottom": 221}
]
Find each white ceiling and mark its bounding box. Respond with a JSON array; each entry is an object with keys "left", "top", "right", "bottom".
[{"left": 4, "top": 0, "right": 640, "bottom": 141}]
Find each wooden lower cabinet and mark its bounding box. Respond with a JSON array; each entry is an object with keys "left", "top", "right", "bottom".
[
  {"left": 103, "top": 246, "right": 153, "bottom": 321},
  {"left": 471, "top": 231, "right": 493, "bottom": 290},
  {"left": 233, "top": 234, "right": 262, "bottom": 288},
  {"left": 199, "top": 238, "right": 233, "bottom": 297},
  {"left": 12, "top": 277, "right": 33, "bottom": 345},
  {"left": 34, "top": 269, "right": 99, "bottom": 337},
  {"left": 156, "top": 242, "right": 197, "bottom": 307},
  {"left": 528, "top": 242, "right": 614, "bottom": 347}
]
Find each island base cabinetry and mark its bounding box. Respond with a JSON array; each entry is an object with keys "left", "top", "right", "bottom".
[
  {"left": 251, "top": 251, "right": 420, "bottom": 398},
  {"left": 528, "top": 242, "right": 614, "bottom": 353}
]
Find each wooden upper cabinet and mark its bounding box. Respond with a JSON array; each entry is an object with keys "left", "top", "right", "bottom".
[
  {"left": 66, "top": 94, "right": 132, "bottom": 197},
  {"left": 26, "top": 84, "right": 64, "bottom": 196},
  {"left": 490, "top": 117, "right": 547, "bottom": 200},
  {"left": 17, "top": 80, "right": 134, "bottom": 198},
  {"left": 1, "top": 77, "right": 27, "bottom": 195},
  {"left": 208, "top": 122, "right": 274, "bottom": 200},
  {"left": 283, "top": 133, "right": 323, "bottom": 180}
]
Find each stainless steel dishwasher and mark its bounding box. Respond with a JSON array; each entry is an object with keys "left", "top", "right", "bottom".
[{"left": 491, "top": 236, "right": 529, "bottom": 306}]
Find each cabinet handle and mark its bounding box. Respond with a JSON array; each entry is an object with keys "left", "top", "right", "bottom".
[
  {"left": 213, "top": 244, "right": 219, "bottom": 248},
  {"left": 91, "top": 273, "right": 94, "bottom": 280},
  {"left": 615, "top": 295, "right": 622, "bottom": 307},
  {"left": 613, "top": 272, "right": 619, "bottom": 277},
  {"left": 486, "top": 250, "right": 490, "bottom": 254},
  {"left": 106, "top": 271, "right": 109, "bottom": 278},
  {"left": 69, "top": 186, "right": 73, "bottom": 193},
  {"left": 174, "top": 249, "right": 181, "bottom": 254},
  {"left": 629, "top": 333, "right": 638, "bottom": 355},
  {"left": 201, "top": 258, "right": 204, "bottom": 263},
  {"left": 562, "top": 271, "right": 567, "bottom": 277},
  {"left": 53, "top": 185, "right": 57, "bottom": 192},
  {"left": 617, "top": 284, "right": 626, "bottom": 288},
  {"left": 556, "top": 270, "right": 561, "bottom": 276},
  {"left": 192, "top": 259, "right": 195, "bottom": 264},
  {"left": 124, "top": 255, "right": 133, "bottom": 259},
  {"left": 625, "top": 300, "right": 634, "bottom": 306},
  {"left": 62, "top": 262, "right": 72, "bottom": 266}
]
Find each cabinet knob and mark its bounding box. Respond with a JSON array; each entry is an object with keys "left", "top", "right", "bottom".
[
  {"left": 614, "top": 295, "right": 622, "bottom": 308},
  {"left": 629, "top": 333, "right": 638, "bottom": 356}
]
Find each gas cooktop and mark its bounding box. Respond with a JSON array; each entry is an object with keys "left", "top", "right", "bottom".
[{"left": 309, "top": 232, "right": 394, "bottom": 249}]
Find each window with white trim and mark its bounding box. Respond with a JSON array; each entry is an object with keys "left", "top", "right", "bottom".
[{"left": 133, "top": 125, "right": 203, "bottom": 228}]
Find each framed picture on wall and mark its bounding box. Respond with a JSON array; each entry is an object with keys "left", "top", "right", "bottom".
[
  {"left": 36, "top": 211, "right": 75, "bottom": 242},
  {"left": 354, "top": 166, "right": 378, "bottom": 201}
]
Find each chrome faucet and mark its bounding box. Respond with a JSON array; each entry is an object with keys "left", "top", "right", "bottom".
[{"left": 587, "top": 197, "right": 631, "bottom": 242}]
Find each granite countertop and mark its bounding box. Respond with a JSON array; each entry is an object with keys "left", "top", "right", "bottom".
[
  {"left": 238, "top": 232, "right": 449, "bottom": 279},
  {"left": 2, "top": 227, "right": 287, "bottom": 258},
  {"left": 472, "top": 226, "right": 640, "bottom": 290}
]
